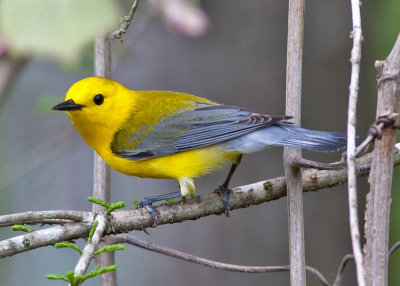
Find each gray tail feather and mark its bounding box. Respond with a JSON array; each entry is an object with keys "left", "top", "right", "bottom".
[
  {"left": 275, "top": 124, "right": 347, "bottom": 152},
  {"left": 229, "top": 123, "right": 347, "bottom": 153}
]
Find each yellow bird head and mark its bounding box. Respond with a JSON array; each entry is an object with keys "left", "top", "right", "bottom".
[{"left": 52, "top": 77, "right": 134, "bottom": 149}]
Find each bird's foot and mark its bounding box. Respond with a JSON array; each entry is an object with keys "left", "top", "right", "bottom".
[
  {"left": 139, "top": 199, "right": 158, "bottom": 220},
  {"left": 139, "top": 191, "right": 182, "bottom": 220},
  {"left": 214, "top": 184, "right": 231, "bottom": 213}
]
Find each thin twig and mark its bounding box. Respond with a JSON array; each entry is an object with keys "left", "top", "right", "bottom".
[
  {"left": 74, "top": 216, "right": 108, "bottom": 276},
  {"left": 284, "top": 0, "right": 306, "bottom": 285},
  {"left": 291, "top": 157, "right": 344, "bottom": 170},
  {"left": 346, "top": 0, "right": 365, "bottom": 285},
  {"left": 109, "top": 0, "right": 139, "bottom": 41},
  {"left": 105, "top": 233, "right": 330, "bottom": 286},
  {"left": 389, "top": 241, "right": 400, "bottom": 257},
  {"left": 351, "top": 112, "right": 399, "bottom": 158},
  {"left": 333, "top": 254, "right": 354, "bottom": 286}
]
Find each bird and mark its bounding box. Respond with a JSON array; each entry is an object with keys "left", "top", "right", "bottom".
[{"left": 53, "top": 77, "right": 346, "bottom": 218}]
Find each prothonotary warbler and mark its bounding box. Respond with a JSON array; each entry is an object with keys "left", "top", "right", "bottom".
[{"left": 53, "top": 77, "right": 346, "bottom": 217}]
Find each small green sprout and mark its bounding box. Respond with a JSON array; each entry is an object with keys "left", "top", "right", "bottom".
[
  {"left": 88, "top": 220, "right": 99, "bottom": 243},
  {"left": 47, "top": 265, "right": 118, "bottom": 286},
  {"left": 87, "top": 196, "right": 126, "bottom": 215},
  {"left": 11, "top": 224, "right": 32, "bottom": 233},
  {"left": 264, "top": 182, "right": 272, "bottom": 191},
  {"left": 95, "top": 244, "right": 125, "bottom": 255},
  {"left": 54, "top": 241, "right": 82, "bottom": 254},
  {"left": 133, "top": 199, "right": 141, "bottom": 207}
]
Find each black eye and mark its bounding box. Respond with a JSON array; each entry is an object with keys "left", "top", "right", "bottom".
[{"left": 93, "top": 94, "right": 104, "bottom": 105}]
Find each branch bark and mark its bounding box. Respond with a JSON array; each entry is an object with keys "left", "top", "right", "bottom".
[
  {"left": 74, "top": 216, "right": 108, "bottom": 276},
  {"left": 284, "top": 0, "right": 306, "bottom": 285},
  {"left": 364, "top": 32, "right": 400, "bottom": 286},
  {"left": 0, "top": 223, "right": 92, "bottom": 258},
  {"left": 0, "top": 210, "right": 93, "bottom": 227},
  {"left": 93, "top": 35, "right": 115, "bottom": 286},
  {"left": 347, "top": 0, "right": 366, "bottom": 285}
]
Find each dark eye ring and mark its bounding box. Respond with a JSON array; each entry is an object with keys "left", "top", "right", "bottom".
[{"left": 93, "top": 94, "right": 104, "bottom": 105}]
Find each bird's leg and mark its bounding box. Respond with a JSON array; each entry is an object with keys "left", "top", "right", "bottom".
[
  {"left": 139, "top": 191, "right": 182, "bottom": 220},
  {"left": 215, "top": 155, "right": 242, "bottom": 211}
]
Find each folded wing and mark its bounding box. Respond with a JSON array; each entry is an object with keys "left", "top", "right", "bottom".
[{"left": 112, "top": 102, "right": 291, "bottom": 160}]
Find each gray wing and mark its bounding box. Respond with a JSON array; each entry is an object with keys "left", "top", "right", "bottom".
[{"left": 114, "top": 103, "right": 291, "bottom": 160}]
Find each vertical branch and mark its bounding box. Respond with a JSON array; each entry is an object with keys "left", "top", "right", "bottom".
[
  {"left": 365, "top": 33, "right": 400, "bottom": 286},
  {"left": 93, "top": 35, "right": 111, "bottom": 209},
  {"left": 346, "top": 1, "right": 366, "bottom": 286},
  {"left": 283, "top": 0, "right": 305, "bottom": 285},
  {"left": 93, "top": 35, "right": 116, "bottom": 286}
]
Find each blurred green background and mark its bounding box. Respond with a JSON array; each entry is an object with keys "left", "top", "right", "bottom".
[{"left": 0, "top": 0, "right": 399, "bottom": 285}]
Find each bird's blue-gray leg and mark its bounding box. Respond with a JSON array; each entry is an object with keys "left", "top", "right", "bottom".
[
  {"left": 140, "top": 191, "right": 182, "bottom": 220},
  {"left": 215, "top": 155, "right": 242, "bottom": 211}
]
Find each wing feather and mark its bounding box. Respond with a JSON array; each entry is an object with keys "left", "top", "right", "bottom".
[{"left": 114, "top": 102, "right": 291, "bottom": 160}]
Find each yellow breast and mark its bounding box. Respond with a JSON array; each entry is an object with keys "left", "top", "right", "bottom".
[{"left": 99, "top": 144, "right": 240, "bottom": 180}]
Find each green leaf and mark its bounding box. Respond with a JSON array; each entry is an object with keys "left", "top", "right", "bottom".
[
  {"left": 46, "top": 273, "right": 69, "bottom": 282},
  {"left": 0, "top": 0, "right": 119, "bottom": 62},
  {"left": 106, "top": 201, "right": 126, "bottom": 215},
  {"left": 47, "top": 271, "right": 80, "bottom": 286},
  {"left": 166, "top": 198, "right": 180, "bottom": 203},
  {"left": 54, "top": 241, "right": 82, "bottom": 254},
  {"left": 87, "top": 196, "right": 109, "bottom": 208},
  {"left": 133, "top": 199, "right": 141, "bottom": 207},
  {"left": 11, "top": 224, "right": 32, "bottom": 233},
  {"left": 88, "top": 220, "right": 99, "bottom": 243},
  {"left": 80, "top": 265, "right": 118, "bottom": 283},
  {"left": 88, "top": 196, "right": 125, "bottom": 214},
  {"left": 95, "top": 244, "right": 125, "bottom": 255}
]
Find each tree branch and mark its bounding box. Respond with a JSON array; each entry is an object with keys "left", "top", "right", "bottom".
[
  {"left": 284, "top": 0, "right": 306, "bottom": 284},
  {"left": 93, "top": 33, "right": 115, "bottom": 285},
  {"left": 105, "top": 233, "right": 330, "bottom": 286},
  {"left": 109, "top": 0, "right": 139, "bottom": 41},
  {"left": 0, "top": 210, "right": 92, "bottom": 227},
  {"left": 364, "top": 32, "right": 400, "bottom": 286},
  {"left": 347, "top": 1, "right": 365, "bottom": 285},
  {"left": 389, "top": 240, "right": 400, "bottom": 257},
  {"left": 0, "top": 223, "right": 91, "bottom": 258},
  {"left": 74, "top": 216, "right": 108, "bottom": 276},
  {"left": 333, "top": 254, "right": 355, "bottom": 286},
  {"left": 2, "top": 147, "right": 399, "bottom": 259}
]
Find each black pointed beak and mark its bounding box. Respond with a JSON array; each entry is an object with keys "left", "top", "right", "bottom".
[{"left": 52, "top": 99, "right": 84, "bottom": 111}]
